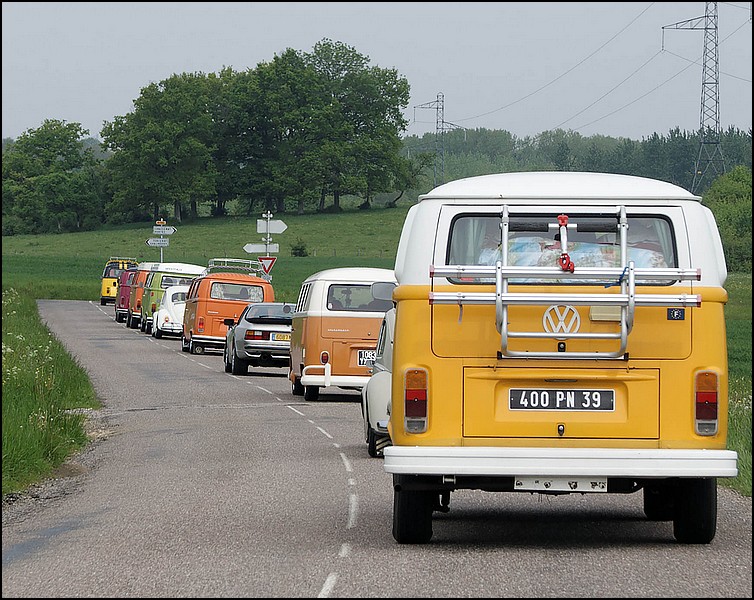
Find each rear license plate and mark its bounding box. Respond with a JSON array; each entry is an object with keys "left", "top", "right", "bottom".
[
  {"left": 358, "top": 349, "right": 376, "bottom": 367},
  {"left": 509, "top": 388, "right": 615, "bottom": 411},
  {"left": 514, "top": 476, "right": 608, "bottom": 492},
  {"left": 271, "top": 333, "right": 290, "bottom": 341}
]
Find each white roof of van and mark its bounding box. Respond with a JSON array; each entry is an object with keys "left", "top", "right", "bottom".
[
  {"left": 421, "top": 172, "right": 699, "bottom": 201},
  {"left": 151, "top": 262, "right": 205, "bottom": 274},
  {"left": 303, "top": 267, "right": 396, "bottom": 284}
]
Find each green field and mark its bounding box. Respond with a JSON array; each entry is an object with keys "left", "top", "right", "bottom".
[{"left": 2, "top": 204, "right": 751, "bottom": 496}]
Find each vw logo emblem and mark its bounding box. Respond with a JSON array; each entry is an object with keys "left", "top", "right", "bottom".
[{"left": 543, "top": 305, "right": 580, "bottom": 339}]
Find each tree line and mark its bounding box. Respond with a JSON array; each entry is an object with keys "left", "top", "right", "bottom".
[{"left": 1, "top": 37, "right": 751, "bottom": 271}]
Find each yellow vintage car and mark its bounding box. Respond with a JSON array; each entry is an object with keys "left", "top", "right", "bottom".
[{"left": 99, "top": 257, "right": 138, "bottom": 305}]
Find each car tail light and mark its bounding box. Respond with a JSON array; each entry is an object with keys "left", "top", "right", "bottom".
[
  {"left": 245, "top": 330, "right": 269, "bottom": 341},
  {"left": 151, "top": 303, "right": 157, "bottom": 313},
  {"left": 404, "top": 368, "right": 428, "bottom": 433},
  {"left": 320, "top": 351, "right": 329, "bottom": 364},
  {"left": 695, "top": 370, "right": 719, "bottom": 435},
  {"left": 198, "top": 316, "right": 205, "bottom": 333},
  {"left": 163, "top": 315, "right": 171, "bottom": 323}
]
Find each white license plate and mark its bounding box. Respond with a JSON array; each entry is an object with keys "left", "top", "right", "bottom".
[
  {"left": 509, "top": 388, "right": 615, "bottom": 411},
  {"left": 514, "top": 477, "right": 608, "bottom": 492},
  {"left": 358, "top": 349, "right": 376, "bottom": 366}
]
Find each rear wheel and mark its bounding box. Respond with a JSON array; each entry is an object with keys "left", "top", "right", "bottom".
[
  {"left": 367, "top": 428, "right": 391, "bottom": 458},
  {"left": 290, "top": 374, "right": 304, "bottom": 396},
  {"left": 643, "top": 482, "right": 675, "bottom": 521},
  {"left": 673, "top": 478, "right": 717, "bottom": 544},
  {"left": 230, "top": 346, "right": 248, "bottom": 375},
  {"left": 190, "top": 340, "right": 204, "bottom": 355},
  {"left": 304, "top": 386, "right": 320, "bottom": 401},
  {"left": 181, "top": 335, "right": 190, "bottom": 352},
  {"left": 224, "top": 345, "right": 232, "bottom": 373},
  {"left": 392, "top": 475, "right": 434, "bottom": 544},
  {"left": 153, "top": 325, "right": 162, "bottom": 339},
  {"left": 140, "top": 317, "right": 147, "bottom": 333}
]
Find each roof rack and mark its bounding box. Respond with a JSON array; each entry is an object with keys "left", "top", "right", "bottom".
[
  {"left": 429, "top": 205, "right": 701, "bottom": 360},
  {"left": 107, "top": 256, "right": 138, "bottom": 263},
  {"left": 203, "top": 258, "right": 269, "bottom": 281}
]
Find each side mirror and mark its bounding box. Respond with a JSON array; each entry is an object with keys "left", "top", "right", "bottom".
[{"left": 223, "top": 318, "right": 235, "bottom": 327}]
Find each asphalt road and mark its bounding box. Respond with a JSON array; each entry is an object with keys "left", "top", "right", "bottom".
[{"left": 2, "top": 300, "right": 751, "bottom": 598}]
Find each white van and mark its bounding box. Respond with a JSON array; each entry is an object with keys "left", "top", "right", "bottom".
[
  {"left": 289, "top": 267, "right": 396, "bottom": 401},
  {"left": 383, "top": 171, "right": 737, "bottom": 545}
]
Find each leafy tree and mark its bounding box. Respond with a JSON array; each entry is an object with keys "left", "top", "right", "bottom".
[
  {"left": 101, "top": 72, "right": 219, "bottom": 222},
  {"left": 1, "top": 119, "right": 102, "bottom": 234},
  {"left": 702, "top": 166, "right": 752, "bottom": 273},
  {"left": 305, "top": 38, "right": 410, "bottom": 211}
]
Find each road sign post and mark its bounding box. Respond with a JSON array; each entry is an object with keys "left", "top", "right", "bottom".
[
  {"left": 244, "top": 212, "right": 286, "bottom": 281},
  {"left": 148, "top": 220, "right": 177, "bottom": 261}
]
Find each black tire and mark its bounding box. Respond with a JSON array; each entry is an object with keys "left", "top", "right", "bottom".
[
  {"left": 304, "top": 386, "right": 320, "bottom": 401},
  {"left": 140, "top": 317, "right": 147, "bottom": 333},
  {"left": 673, "top": 477, "right": 717, "bottom": 544},
  {"left": 190, "top": 340, "right": 204, "bottom": 355},
  {"left": 224, "top": 345, "right": 232, "bottom": 373},
  {"left": 291, "top": 374, "right": 304, "bottom": 396},
  {"left": 230, "top": 346, "right": 248, "bottom": 375},
  {"left": 100, "top": 298, "right": 107, "bottom": 306},
  {"left": 153, "top": 325, "right": 162, "bottom": 339},
  {"left": 181, "top": 335, "right": 190, "bottom": 352},
  {"left": 367, "top": 428, "right": 390, "bottom": 458},
  {"left": 392, "top": 476, "right": 434, "bottom": 544},
  {"left": 643, "top": 482, "right": 675, "bottom": 521}
]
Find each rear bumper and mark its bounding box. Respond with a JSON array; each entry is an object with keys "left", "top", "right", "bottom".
[
  {"left": 383, "top": 446, "right": 738, "bottom": 478},
  {"left": 301, "top": 364, "right": 370, "bottom": 389},
  {"left": 190, "top": 334, "right": 225, "bottom": 349}
]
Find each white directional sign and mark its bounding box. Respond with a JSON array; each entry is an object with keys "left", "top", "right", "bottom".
[
  {"left": 257, "top": 219, "right": 287, "bottom": 234},
  {"left": 146, "top": 237, "right": 170, "bottom": 247},
  {"left": 153, "top": 225, "right": 177, "bottom": 235},
  {"left": 244, "top": 243, "right": 279, "bottom": 254}
]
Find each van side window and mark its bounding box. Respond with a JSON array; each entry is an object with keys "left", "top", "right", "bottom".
[{"left": 448, "top": 214, "right": 676, "bottom": 285}]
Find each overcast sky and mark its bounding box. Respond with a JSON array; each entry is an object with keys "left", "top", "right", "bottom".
[{"left": 2, "top": 2, "right": 752, "bottom": 142}]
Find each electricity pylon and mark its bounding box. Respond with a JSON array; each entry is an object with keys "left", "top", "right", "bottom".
[
  {"left": 415, "top": 92, "right": 468, "bottom": 187},
  {"left": 663, "top": 2, "right": 726, "bottom": 193}
]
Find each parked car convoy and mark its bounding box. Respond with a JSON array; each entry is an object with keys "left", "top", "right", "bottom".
[
  {"left": 288, "top": 267, "right": 396, "bottom": 402},
  {"left": 182, "top": 258, "right": 275, "bottom": 355},
  {"left": 115, "top": 263, "right": 155, "bottom": 324},
  {"left": 152, "top": 284, "right": 189, "bottom": 339},
  {"left": 382, "top": 171, "right": 738, "bottom": 545},
  {"left": 100, "top": 257, "right": 138, "bottom": 305},
  {"left": 138, "top": 262, "right": 205, "bottom": 334},
  {"left": 223, "top": 302, "right": 296, "bottom": 375}
]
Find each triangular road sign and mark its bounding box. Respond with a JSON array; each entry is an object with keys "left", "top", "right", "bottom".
[{"left": 258, "top": 256, "right": 277, "bottom": 275}]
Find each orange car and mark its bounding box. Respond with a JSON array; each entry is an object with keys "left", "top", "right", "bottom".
[{"left": 181, "top": 258, "right": 275, "bottom": 355}]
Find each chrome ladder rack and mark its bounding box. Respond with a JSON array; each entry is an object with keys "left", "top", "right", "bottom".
[{"left": 429, "top": 205, "right": 701, "bottom": 360}]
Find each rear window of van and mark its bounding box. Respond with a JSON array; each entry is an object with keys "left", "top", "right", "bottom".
[{"left": 448, "top": 214, "right": 676, "bottom": 285}]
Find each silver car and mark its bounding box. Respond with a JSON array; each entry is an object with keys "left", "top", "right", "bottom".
[{"left": 224, "top": 302, "right": 296, "bottom": 375}]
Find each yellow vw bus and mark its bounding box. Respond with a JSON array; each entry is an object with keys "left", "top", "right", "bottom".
[
  {"left": 99, "top": 257, "right": 138, "bottom": 305},
  {"left": 383, "top": 172, "right": 737, "bottom": 545}
]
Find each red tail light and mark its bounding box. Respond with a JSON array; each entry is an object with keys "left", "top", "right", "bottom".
[
  {"left": 245, "top": 330, "right": 269, "bottom": 341},
  {"left": 197, "top": 316, "right": 205, "bottom": 333},
  {"left": 151, "top": 303, "right": 157, "bottom": 313},
  {"left": 404, "top": 368, "right": 428, "bottom": 433},
  {"left": 695, "top": 370, "right": 719, "bottom": 435},
  {"left": 320, "top": 351, "right": 330, "bottom": 364}
]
